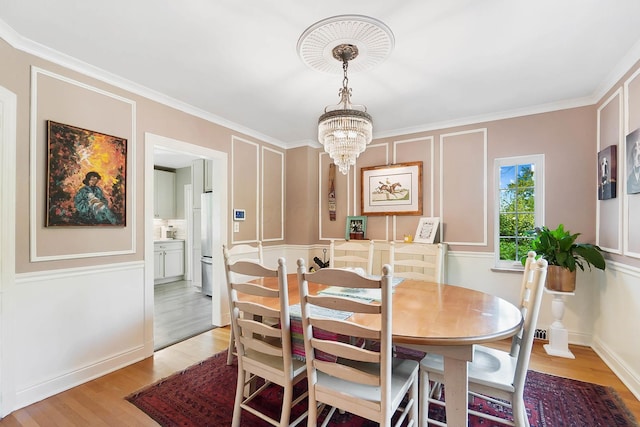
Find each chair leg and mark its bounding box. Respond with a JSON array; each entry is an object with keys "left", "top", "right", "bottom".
[
  {"left": 279, "top": 383, "right": 293, "bottom": 427},
  {"left": 231, "top": 367, "right": 245, "bottom": 427},
  {"left": 512, "top": 395, "right": 530, "bottom": 427},
  {"left": 307, "top": 394, "right": 320, "bottom": 427},
  {"left": 419, "top": 369, "right": 428, "bottom": 427},
  {"left": 227, "top": 328, "right": 235, "bottom": 365},
  {"left": 409, "top": 373, "right": 419, "bottom": 426}
]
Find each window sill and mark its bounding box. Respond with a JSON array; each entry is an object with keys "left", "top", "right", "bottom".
[{"left": 491, "top": 266, "right": 525, "bottom": 273}]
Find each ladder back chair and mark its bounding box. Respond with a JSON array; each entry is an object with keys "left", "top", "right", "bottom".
[
  {"left": 296, "top": 259, "right": 419, "bottom": 427},
  {"left": 223, "top": 251, "right": 307, "bottom": 427},
  {"left": 329, "top": 239, "right": 375, "bottom": 276},
  {"left": 388, "top": 242, "right": 447, "bottom": 283},
  {"left": 225, "top": 242, "right": 264, "bottom": 365},
  {"left": 419, "top": 251, "right": 548, "bottom": 427}
]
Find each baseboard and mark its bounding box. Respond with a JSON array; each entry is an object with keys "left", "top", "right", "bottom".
[
  {"left": 15, "top": 345, "right": 147, "bottom": 410},
  {"left": 592, "top": 336, "right": 640, "bottom": 400}
]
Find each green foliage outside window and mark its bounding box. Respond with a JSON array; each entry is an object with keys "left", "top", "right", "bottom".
[{"left": 498, "top": 164, "right": 536, "bottom": 262}]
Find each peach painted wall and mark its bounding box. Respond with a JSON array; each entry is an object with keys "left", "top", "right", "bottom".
[
  {"left": 0, "top": 39, "right": 285, "bottom": 274},
  {"left": 285, "top": 146, "right": 318, "bottom": 244},
  {"left": 300, "top": 105, "right": 599, "bottom": 256}
]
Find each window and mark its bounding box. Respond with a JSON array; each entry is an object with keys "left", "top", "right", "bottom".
[{"left": 494, "top": 155, "right": 544, "bottom": 269}]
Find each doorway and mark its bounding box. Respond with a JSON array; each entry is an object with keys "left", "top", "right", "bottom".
[{"left": 145, "top": 133, "right": 229, "bottom": 352}]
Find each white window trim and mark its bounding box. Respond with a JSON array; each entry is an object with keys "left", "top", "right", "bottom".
[{"left": 494, "top": 154, "right": 545, "bottom": 269}]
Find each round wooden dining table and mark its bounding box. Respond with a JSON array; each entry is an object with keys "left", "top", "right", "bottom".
[{"left": 251, "top": 273, "right": 524, "bottom": 427}]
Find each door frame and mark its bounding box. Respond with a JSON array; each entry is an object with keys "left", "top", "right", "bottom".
[
  {"left": 144, "top": 133, "right": 228, "bottom": 355},
  {"left": 0, "top": 85, "right": 18, "bottom": 416}
]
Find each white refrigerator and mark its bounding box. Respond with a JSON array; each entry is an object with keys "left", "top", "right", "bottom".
[{"left": 200, "top": 192, "right": 216, "bottom": 296}]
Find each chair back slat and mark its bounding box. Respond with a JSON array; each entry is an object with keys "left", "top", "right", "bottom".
[
  {"left": 314, "top": 360, "right": 381, "bottom": 386},
  {"left": 312, "top": 339, "right": 381, "bottom": 363},
  {"left": 239, "top": 335, "right": 284, "bottom": 357},
  {"left": 236, "top": 317, "right": 281, "bottom": 338},
  {"left": 389, "top": 242, "right": 447, "bottom": 283},
  {"left": 307, "top": 294, "right": 381, "bottom": 314},
  {"left": 310, "top": 318, "right": 381, "bottom": 340},
  {"left": 329, "top": 240, "right": 375, "bottom": 276},
  {"left": 226, "top": 242, "right": 263, "bottom": 263}
]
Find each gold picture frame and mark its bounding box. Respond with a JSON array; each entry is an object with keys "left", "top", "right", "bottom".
[{"left": 361, "top": 162, "right": 423, "bottom": 216}]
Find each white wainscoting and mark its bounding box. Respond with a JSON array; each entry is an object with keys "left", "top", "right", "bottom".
[
  {"left": 591, "top": 261, "right": 640, "bottom": 400},
  {"left": 10, "top": 261, "right": 147, "bottom": 410},
  {"left": 6, "top": 247, "right": 637, "bottom": 415}
]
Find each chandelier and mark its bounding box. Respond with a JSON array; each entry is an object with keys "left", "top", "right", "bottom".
[
  {"left": 297, "top": 15, "right": 394, "bottom": 175},
  {"left": 318, "top": 44, "right": 373, "bottom": 175}
]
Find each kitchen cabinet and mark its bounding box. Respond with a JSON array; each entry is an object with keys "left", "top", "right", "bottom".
[
  {"left": 191, "top": 159, "right": 213, "bottom": 208},
  {"left": 154, "top": 169, "right": 176, "bottom": 219},
  {"left": 154, "top": 240, "right": 185, "bottom": 283}
]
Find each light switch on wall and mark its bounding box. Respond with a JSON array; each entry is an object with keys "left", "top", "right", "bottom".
[{"left": 234, "top": 222, "right": 239, "bottom": 232}]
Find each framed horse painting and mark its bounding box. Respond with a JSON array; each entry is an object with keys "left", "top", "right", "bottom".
[{"left": 361, "top": 162, "right": 422, "bottom": 216}]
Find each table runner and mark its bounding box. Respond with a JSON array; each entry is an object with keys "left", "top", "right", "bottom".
[{"left": 289, "top": 303, "right": 352, "bottom": 362}]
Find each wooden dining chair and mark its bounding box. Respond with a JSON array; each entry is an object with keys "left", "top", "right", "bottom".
[
  {"left": 296, "top": 259, "right": 419, "bottom": 427},
  {"left": 419, "top": 251, "right": 548, "bottom": 427},
  {"left": 389, "top": 242, "right": 447, "bottom": 283},
  {"left": 225, "top": 242, "right": 264, "bottom": 365},
  {"left": 329, "top": 239, "right": 375, "bottom": 276},
  {"left": 223, "top": 251, "right": 307, "bottom": 427}
]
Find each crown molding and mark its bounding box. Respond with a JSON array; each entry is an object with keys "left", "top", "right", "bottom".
[{"left": 0, "top": 19, "right": 288, "bottom": 150}]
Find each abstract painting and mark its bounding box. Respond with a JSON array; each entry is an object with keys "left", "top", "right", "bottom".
[{"left": 46, "top": 120, "right": 127, "bottom": 226}]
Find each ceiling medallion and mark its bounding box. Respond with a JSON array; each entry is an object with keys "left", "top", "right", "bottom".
[
  {"left": 298, "top": 15, "right": 393, "bottom": 174},
  {"left": 297, "top": 15, "right": 395, "bottom": 74}
]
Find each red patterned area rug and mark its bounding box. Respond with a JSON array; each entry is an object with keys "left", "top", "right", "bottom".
[{"left": 126, "top": 351, "right": 638, "bottom": 426}]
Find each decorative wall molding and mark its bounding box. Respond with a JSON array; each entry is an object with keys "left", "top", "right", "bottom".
[
  {"left": 393, "top": 136, "right": 435, "bottom": 216},
  {"left": 0, "top": 84, "right": 18, "bottom": 417},
  {"left": 261, "top": 146, "right": 284, "bottom": 242},
  {"left": 29, "top": 67, "right": 137, "bottom": 262},
  {"left": 231, "top": 136, "right": 260, "bottom": 245},
  {"left": 596, "top": 87, "right": 624, "bottom": 254},
  {"left": 440, "top": 128, "right": 488, "bottom": 246},
  {"left": 623, "top": 68, "right": 640, "bottom": 258}
]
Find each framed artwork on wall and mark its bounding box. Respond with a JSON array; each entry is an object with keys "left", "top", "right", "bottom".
[
  {"left": 345, "top": 216, "right": 367, "bottom": 240},
  {"left": 361, "top": 161, "right": 423, "bottom": 216},
  {"left": 598, "top": 145, "right": 617, "bottom": 200},
  {"left": 414, "top": 217, "right": 440, "bottom": 244},
  {"left": 46, "top": 121, "right": 127, "bottom": 226},
  {"left": 627, "top": 129, "right": 640, "bottom": 194}
]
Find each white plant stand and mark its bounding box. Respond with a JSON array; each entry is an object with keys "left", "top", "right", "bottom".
[{"left": 543, "top": 288, "right": 575, "bottom": 359}]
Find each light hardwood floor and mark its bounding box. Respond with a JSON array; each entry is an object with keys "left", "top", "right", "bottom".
[
  {"left": 154, "top": 280, "right": 213, "bottom": 350},
  {"left": 0, "top": 328, "right": 638, "bottom": 425}
]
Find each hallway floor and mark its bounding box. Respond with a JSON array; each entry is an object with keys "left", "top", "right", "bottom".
[{"left": 154, "top": 280, "right": 214, "bottom": 350}]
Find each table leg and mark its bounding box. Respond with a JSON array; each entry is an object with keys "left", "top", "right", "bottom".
[
  {"left": 406, "top": 344, "right": 473, "bottom": 427},
  {"left": 443, "top": 355, "right": 469, "bottom": 427}
]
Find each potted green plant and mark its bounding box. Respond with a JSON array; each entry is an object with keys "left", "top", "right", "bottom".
[{"left": 522, "top": 224, "right": 606, "bottom": 292}]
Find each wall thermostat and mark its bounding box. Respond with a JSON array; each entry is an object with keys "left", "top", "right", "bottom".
[{"left": 233, "top": 209, "right": 246, "bottom": 221}]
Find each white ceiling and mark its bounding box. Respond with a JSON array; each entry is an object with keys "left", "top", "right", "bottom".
[{"left": 3, "top": 1, "right": 640, "bottom": 156}]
